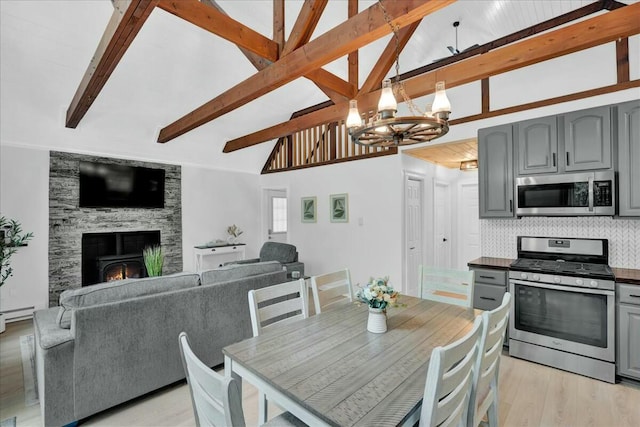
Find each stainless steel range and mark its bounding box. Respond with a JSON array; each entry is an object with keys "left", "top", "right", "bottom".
[{"left": 508, "top": 236, "right": 615, "bottom": 383}]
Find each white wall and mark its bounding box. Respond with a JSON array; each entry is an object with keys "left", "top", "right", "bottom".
[
  {"left": 181, "top": 166, "right": 261, "bottom": 271},
  {"left": 260, "top": 155, "right": 406, "bottom": 293},
  {"left": 0, "top": 144, "right": 49, "bottom": 319}
]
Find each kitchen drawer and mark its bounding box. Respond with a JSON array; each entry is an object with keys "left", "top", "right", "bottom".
[
  {"left": 472, "top": 268, "right": 507, "bottom": 286},
  {"left": 473, "top": 282, "right": 507, "bottom": 311},
  {"left": 618, "top": 283, "right": 640, "bottom": 305}
]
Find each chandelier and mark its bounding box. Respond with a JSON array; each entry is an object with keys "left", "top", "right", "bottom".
[{"left": 346, "top": 1, "right": 451, "bottom": 147}]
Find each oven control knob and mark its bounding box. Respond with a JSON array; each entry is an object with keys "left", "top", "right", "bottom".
[
  {"left": 575, "top": 278, "right": 584, "bottom": 286},
  {"left": 554, "top": 277, "right": 561, "bottom": 283},
  {"left": 520, "top": 272, "right": 528, "bottom": 280},
  {"left": 589, "top": 280, "right": 598, "bottom": 288},
  {"left": 533, "top": 274, "right": 540, "bottom": 281}
]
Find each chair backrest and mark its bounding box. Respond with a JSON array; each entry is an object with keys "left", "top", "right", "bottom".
[
  {"left": 310, "top": 269, "right": 353, "bottom": 314},
  {"left": 468, "top": 293, "right": 511, "bottom": 427},
  {"left": 248, "top": 278, "right": 308, "bottom": 337},
  {"left": 419, "top": 265, "right": 475, "bottom": 308},
  {"left": 420, "top": 316, "right": 483, "bottom": 427},
  {"left": 178, "top": 332, "right": 245, "bottom": 427}
]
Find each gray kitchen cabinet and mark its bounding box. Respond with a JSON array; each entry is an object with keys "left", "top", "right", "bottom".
[
  {"left": 563, "top": 105, "right": 612, "bottom": 171},
  {"left": 471, "top": 267, "right": 509, "bottom": 346},
  {"left": 617, "top": 100, "right": 640, "bottom": 217},
  {"left": 617, "top": 283, "right": 640, "bottom": 380},
  {"left": 516, "top": 116, "right": 558, "bottom": 175},
  {"left": 478, "top": 124, "right": 514, "bottom": 218}
]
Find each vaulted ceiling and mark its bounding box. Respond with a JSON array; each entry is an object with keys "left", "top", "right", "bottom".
[{"left": 1, "top": 1, "right": 638, "bottom": 173}]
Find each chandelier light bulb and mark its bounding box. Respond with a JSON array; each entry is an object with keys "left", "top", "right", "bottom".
[
  {"left": 346, "top": 99, "right": 362, "bottom": 128},
  {"left": 377, "top": 79, "right": 397, "bottom": 118},
  {"left": 431, "top": 81, "right": 451, "bottom": 113}
]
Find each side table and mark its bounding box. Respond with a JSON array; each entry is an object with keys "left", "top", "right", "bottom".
[{"left": 194, "top": 244, "right": 246, "bottom": 272}]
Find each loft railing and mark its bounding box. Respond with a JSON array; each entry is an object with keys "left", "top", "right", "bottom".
[{"left": 262, "top": 116, "right": 397, "bottom": 174}]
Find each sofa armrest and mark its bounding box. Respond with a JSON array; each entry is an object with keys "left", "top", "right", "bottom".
[{"left": 283, "top": 261, "right": 304, "bottom": 276}]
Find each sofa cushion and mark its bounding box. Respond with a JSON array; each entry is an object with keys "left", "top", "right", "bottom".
[
  {"left": 200, "top": 261, "right": 282, "bottom": 285},
  {"left": 56, "top": 272, "right": 200, "bottom": 329},
  {"left": 259, "top": 242, "right": 298, "bottom": 263}
]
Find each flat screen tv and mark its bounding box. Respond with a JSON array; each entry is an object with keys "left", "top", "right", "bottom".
[{"left": 79, "top": 161, "right": 165, "bottom": 208}]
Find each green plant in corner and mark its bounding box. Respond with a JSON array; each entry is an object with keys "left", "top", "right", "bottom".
[
  {"left": 0, "top": 216, "right": 33, "bottom": 287},
  {"left": 143, "top": 245, "right": 164, "bottom": 277}
]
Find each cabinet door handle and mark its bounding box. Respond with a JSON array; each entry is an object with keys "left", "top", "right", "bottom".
[
  {"left": 630, "top": 294, "right": 640, "bottom": 298},
  {"left": 480, "top": 296, "right": 497, "bottom": 301},
  {"left": 552, "top": 153, "right": 556, "bottom": 167},
  {"left": 479, "top": 275, "right": 495, "bottom": 279},
  {"left": 566, "top": 152, "right": 570, "bottom": 166},
  {"left": 211, "top": 248, "right": 216, "bottom": 252},
  {"left": 509, "top": 200, "right": 513, "bottom": 212}
]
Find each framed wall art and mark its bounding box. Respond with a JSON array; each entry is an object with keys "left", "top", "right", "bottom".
[
  {"left": 330, "top": 193, "right": 349, "bottom": 223},
  {"left": 301, "top": 196, "right": 317, "bottom": 223}
]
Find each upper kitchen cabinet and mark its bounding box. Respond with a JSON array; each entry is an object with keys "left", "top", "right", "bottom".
[
  {"left": 563, "top": 105, "right": 612, "bottom": 171},
  {"left": 516, "top": 116, "right": 558, "bottom": 175},
  {"left": 479, "top": 124, "right": 514, "bottom": 218},
  {"left": 617, "top": 99, "right": 640, "bottom": 217}
]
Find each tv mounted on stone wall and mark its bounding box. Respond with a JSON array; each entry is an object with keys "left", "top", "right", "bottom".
[{"left": 79, "top": 160, "right": 165, "bottom": 208}]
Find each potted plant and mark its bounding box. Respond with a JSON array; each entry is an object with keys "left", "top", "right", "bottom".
[
  {"left": 143, "top": 245, "right": 164, "bottom": 277},
  {"left": 0, "top": 216, "right": 33, "bottom": 333}
]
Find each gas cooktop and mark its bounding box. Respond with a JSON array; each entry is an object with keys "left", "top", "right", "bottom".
[{"left": 509, "top": 258, "right": 614, "bottom": 280}]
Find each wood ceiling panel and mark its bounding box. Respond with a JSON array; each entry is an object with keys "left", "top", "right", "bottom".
[{"left": 404, "top": 138, "right": 477, "bottom": 169}]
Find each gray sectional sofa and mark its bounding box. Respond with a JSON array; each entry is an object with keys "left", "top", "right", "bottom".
[{"left": 33, "top": 261, "right": 287, "bottom": 426}]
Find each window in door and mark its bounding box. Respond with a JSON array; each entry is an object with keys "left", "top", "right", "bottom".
[{"left": 266, "top": 189, "right": 288, "bottom": 243}]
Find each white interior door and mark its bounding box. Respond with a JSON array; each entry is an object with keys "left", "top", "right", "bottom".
[
  {"left": 404, "top": 175, "right": 423, "bottom": 297},
  {"left": 264, "top": 189, "right": 288, "bottom": 243},
  {"left": 433, "top": 180, "right": 451, "bottom": 268},
  {"left": 458, "top": 183, "right": 481, "bottom": 268}
]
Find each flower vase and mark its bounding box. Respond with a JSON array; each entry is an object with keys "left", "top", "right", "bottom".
[{"left": 367, "top": 308, "right": 387, "bottom": 333}]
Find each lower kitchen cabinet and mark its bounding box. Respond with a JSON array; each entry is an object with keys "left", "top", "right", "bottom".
[
  {"left": 617, "top": 283, "right": 640, "bottom": 380},
  {"left": 471, "top": 267, "right": 509, "bottom": 345}
]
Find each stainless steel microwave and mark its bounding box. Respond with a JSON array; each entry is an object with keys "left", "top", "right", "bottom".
[{"left": 515, "top": 171, "right": 615, "bottom": 216}]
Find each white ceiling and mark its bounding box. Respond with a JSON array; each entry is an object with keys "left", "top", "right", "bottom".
[{"left": 0, "top": 1, "right": 631, "bottom": 173}]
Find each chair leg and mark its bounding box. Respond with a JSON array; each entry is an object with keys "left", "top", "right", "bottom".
[{"left": 258, "top": 390, "right": 268, "bottom": 425}]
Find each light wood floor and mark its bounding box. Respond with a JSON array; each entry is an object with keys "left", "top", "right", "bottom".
[{"left": 1, "top": 319, "right": 639, "bottom": 427}]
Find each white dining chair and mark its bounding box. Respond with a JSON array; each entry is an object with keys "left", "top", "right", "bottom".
[
  {"left": 420, "top": 316, "right": 483, "bottom": 427},
  {"left": 248, "top": 279, "right": 308, "bottom": 424},
  {"left": 248, "top": 278, "right": 309, "bottom": 337},
  {"left": 468, "top": 293, "right": 511, "bottom": 427},
  {"left": 178, "top": 332, "right": 246, "bottom": 427},
  {"left": 310, "top": 268, "right": 354, "bottom": 314},
  {"left": 419, "top": 265, "right": 475, "bottom": 308}
]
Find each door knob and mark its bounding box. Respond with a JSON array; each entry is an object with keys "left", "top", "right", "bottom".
[
  {"left": 443, "top": 238, "right": 448, "bottom": 242},
  {"left": 409, "top": 247, "right": 415, "bottom": 250}
]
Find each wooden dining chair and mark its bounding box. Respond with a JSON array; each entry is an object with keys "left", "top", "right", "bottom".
[
  {"left": 248, "top": 278, "right": 308, "bottom": 337},
  {"left": 420, "top": 316, "right": 483, "bottom": 427},
  {"left": 310, "top": 268, "right": 354, "bottom": 314},
  {"left": 419, "top": 265, "right": 475, "bottom": 308},
  {"left": 248, "top": 279, "right": 308, "bottom": 424},
  {"left": 178, "top": 332, "right": 246, "bottom": 427},
  {"left": 468, "top": 293, "right": 511, "bottom": 427}
]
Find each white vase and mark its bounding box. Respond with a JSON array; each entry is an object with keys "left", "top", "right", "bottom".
[{"left": 367, "top": 308, "right": 387, "bottom": 333}]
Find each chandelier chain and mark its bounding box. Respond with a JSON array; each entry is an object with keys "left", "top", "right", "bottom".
[{"left": 377, "top": 0, "right": 424, "bottom": 116}]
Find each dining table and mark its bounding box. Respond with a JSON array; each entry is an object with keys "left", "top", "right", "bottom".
[{"left": 222, "top": 295, "right": 478, "bottom": 427}]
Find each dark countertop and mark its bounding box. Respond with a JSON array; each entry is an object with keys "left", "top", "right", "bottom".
[
  {"left": 467, "top": 257, "right": 513, "bottom": 270},
  {"left": 612, "top": 268, "right": 640, "bottom": 286},
  {"left": 468, "top": 257, "right": 640, "bottom": 286}
]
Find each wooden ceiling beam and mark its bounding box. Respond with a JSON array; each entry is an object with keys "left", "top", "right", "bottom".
[
  {"left": 281, "top": 0, "right": 328, "bottom": 57},
  {"left": 157, "top": 0, "right": 279, "bottom": 62},
  {"left": 223, "top": 2, "right": 640, "bottom": 152},
  {"left": 347, "top": 0, "right": 358, "bottom": 90},
  {"left": 273, "top": 0, "right": 285, "bottom": 53},
  {"left": 66, "top": 0, "right": 158, "bottom": 128},
  {"left": 157, "top": 0, "right": 455, "bottom": 143},
  {"left": 359, "top": 21, "right": 420, "bottom": 95}
]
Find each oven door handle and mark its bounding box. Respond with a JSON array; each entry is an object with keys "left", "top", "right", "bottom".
[
  {"left": 509, "top": 279, "right": 614, "bottom": 296},
  {"left": 588, "top": 176, "right": 594, "bottom": 212}
]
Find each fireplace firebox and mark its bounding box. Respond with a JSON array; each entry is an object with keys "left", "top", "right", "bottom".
[{"left": 82, "top": 231, "right": 160, "bottom": 286}]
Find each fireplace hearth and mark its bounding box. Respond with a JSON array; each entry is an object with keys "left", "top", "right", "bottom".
[{"left": 82, "top": 231, "right": 160, "bottom": 286}]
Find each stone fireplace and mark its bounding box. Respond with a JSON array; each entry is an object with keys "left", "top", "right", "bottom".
[{"left": 49, "top": 152, "right": 182, "bottom": 306}]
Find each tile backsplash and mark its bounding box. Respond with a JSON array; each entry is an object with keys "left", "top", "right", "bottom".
[{"left": 481, "top": 217, "right": 640, "bottom": 268}]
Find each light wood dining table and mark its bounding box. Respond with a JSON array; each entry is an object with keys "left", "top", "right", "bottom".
[{"left": 223, "top": 295, "right": 478, "bottom": 427}]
